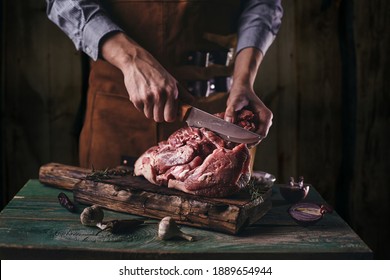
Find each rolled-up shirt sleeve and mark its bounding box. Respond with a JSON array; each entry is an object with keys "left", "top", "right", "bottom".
[
  {"left": 46, "top": 0, "right": 122, "bottom": 60},
  {"left": 237, "top": 0, "right": 283, "bottom": 55}
]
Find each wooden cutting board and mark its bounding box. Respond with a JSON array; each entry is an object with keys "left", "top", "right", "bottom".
[{"left": 39, "top": 162, "right": 272, "bottom": 234}]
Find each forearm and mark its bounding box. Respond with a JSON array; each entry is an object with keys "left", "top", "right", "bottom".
[
  {"left": 227, "top": 0, "right": 282, "bottom": 136},
  {"left": 100, "top": 32, "right": 141, "bottom": 72},
  {"left": 101, "top": 32, "right": 185, "bottom": 123},
  {"left": 226, "top": 47, "right": 272, "bottom": 137},
  {"left": 232, "top": 47, "right": 263, "bottom": 90}
]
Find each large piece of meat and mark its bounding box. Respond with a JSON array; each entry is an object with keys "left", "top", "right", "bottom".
[{"left": 134, "top": 109, "right": 258, "bottom": 197}]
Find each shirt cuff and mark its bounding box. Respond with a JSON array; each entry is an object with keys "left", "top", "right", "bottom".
[
  {"left": 236, "top": 24, "right": 276, "bottom": 56},
  {"left": 82, "top": 12, "right": 123, "bottom": 60}
]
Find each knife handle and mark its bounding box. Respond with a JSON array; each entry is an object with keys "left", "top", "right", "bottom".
[
  {"left": 179, "top": 104, "right": 192, "bottom": 122},
  {"left": 176, "top": 82, "right": 194, "bottom": 121},
  {"left": 177, "top": 82, "right": 195, "bottom": 104}
]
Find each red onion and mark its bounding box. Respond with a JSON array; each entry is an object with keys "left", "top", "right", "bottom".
[{"left": 288, "top": 202, "right": 332, "bottom": 226}]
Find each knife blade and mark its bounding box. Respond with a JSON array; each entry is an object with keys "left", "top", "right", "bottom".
[{"left": 183, "top": 106, "right": 263, "bottom": 146}]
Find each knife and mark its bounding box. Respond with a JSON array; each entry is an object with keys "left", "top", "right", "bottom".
[{"left": 183, "top": 106, "right": 263, "bottom": 146}]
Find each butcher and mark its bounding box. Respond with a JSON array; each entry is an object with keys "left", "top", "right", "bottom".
[{"left": 46, "top": 0, "right": 283, "bottom": 169}]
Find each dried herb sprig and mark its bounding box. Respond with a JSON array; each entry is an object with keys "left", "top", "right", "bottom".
[
  {"left": 246, "top": 177, "right": 267, "bottom": 200},
  {"left": 85, "top": 166, "right": 133, "bottom": 182}
]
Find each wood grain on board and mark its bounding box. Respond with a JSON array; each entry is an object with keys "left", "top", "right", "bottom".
[{"left": 39, "top": 163, "right": 272, "bottom": 234}]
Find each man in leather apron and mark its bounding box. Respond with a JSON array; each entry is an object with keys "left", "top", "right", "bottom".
[{"left": 47, "top": 0, "right": 283, "bottom": 169}]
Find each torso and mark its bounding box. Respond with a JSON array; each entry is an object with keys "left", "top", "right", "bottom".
[{"left": 79, "top": 0, "right": 240, "bottom": 168}]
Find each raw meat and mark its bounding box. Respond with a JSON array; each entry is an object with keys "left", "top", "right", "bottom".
[
  {"left": 134, "top": 109, "right": 257, "bottom": 197},
  {"left": 214, "top": 109, "right": 259, "bottom": 132}
]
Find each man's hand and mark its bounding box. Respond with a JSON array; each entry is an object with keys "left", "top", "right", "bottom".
[
  {"left": 101, "top": 32, "right": 190, "bottom": 122},
  {"left": 225, "top": 48, "right": 273, "bottom": 137}
]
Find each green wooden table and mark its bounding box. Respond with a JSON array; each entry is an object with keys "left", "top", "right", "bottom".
[{"left": 0, "top": 180, "right": 372, "bottom": 259}]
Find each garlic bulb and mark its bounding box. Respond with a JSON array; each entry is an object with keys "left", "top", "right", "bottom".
[
  {"left": 158, "top": 216, "right": 194, "bottom": 241},
  {"left": 80, "top": 205, "right": 104, "bottom": 227}
]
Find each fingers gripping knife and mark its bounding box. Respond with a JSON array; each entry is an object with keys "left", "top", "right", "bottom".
[
  {"left": 183, "top": 106, "right": 263, "bottom": 147},
  {"left": 177, "top": 84, "right": 263, "bottom": 147}
]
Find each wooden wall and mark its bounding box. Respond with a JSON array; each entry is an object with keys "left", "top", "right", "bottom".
[
  {"left": 1, "top": 0, "right": 83, "bottom": 206},
  {"left": 254, "top": 0, "right": 390, "bottom": 258},
  {"left": 255, "top": 0, "right": 343, "bottom": 207},
  {"left": 1, "top": 0, "right": 389, "bottom": 258},
  {"left": 350, "top": 0, "right": 390, "bottom": 259}
]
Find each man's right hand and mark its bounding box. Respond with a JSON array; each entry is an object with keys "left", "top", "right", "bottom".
[{"left": 101, "top": 32, "right": 191, "bottom": 123}]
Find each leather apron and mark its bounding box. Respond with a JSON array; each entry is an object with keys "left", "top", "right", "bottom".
[{"left": 79, "top": 0, "right": 240, "bottom": 168}]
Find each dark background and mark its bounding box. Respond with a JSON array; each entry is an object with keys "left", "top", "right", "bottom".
[{"left": 1, "top": 0, "right": 389, "bottom": 258}]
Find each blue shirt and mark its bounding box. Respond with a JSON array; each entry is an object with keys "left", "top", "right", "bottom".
[{"left": 46, "top": 0, "right": 283, "bottom": 61}]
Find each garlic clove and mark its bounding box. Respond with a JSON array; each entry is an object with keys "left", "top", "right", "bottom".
[
  {"left": 158, "top": 216, "right": 194, "bottom": 241},
  {"left": 80, "top": 205, "right": 104, "bottom": 226}
]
